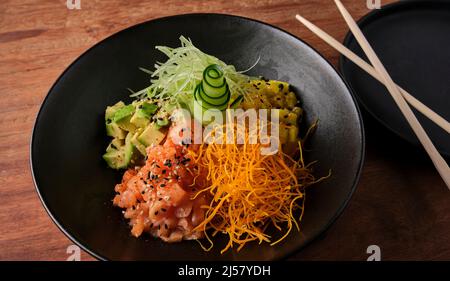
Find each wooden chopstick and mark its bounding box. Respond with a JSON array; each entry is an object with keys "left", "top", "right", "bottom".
[
  {"left": 331, "top": 0, "right": 450, "bottom": 189},
  {"left": 294, "top": 15, "right": 450, "bottom": 135}
]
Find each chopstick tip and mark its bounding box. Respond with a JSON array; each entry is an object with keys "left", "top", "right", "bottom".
[
  {"left": 334, "top": 0, "right": 346, "bottom": 12},
  {"left": 295, "top": 14, "right": 308, "bottom": 25}
]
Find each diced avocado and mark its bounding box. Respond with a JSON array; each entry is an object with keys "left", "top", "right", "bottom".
[
  {"left": 130, "top": 102, "right": 159, "bottom": 128},
  {"left": 103, "top": 133, "right": 133, "bottom": 169},
  {"left": 106, "top": 122, "right": 127, "bottom": 139},
  {"left": 130, "top": 112, "right": 150, "bottom": 128},
  {"left": 106, "top": 138, "right": 125, "bottom": 152},
  {"left": 113, "top": 104, "right": 135, "bottom": 122},
  {"left": 131, "top": 130, "right": 147, "bottom": 155},
  {"left": 103, "top": 150, "right": 125, "bottom": 169},
  {"left": 156, "top": 118, "right": 169, "bottom": 127},
  {"left": 141, "top": 102, "right": 158, "bottom": 116},
  {"left": 116, "top": 116, "right": 137, "bottom": 132},
  {"left": 113, "top": 104, "right": 136, "bottom": 132},
  {"left": 105, "top": 101, "right": 125, "bottom": 121},
  {"left": 138, "top": 123, "right": 166, "bottom": 147}
]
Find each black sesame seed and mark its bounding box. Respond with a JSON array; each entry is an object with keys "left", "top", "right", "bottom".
[{"left": 181, "top": 158, "right": 191, "bottom": 165}]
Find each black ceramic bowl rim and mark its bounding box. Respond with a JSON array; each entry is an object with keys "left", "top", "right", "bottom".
[
  {"left": 30, "top": 13, "right": 365, "bottom": 261},
  {"left": 338, "top": 0, "right": 448, "bottom": 156}
]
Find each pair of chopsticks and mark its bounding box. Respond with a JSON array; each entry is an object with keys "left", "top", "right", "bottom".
[{"left": 295, "top": 0, "right": 450, "bottom": 189}]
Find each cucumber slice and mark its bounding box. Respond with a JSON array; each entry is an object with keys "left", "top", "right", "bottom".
[
  {"left": 194, "top": 84, "right": 230, "bottom": 110},
  {"left": 198, "top": 85, "right": 230, "bottom": 106},
  {"left": 203, "top": 65, "right": 226, "bottom": 88},
  {"left": 194, "top": 64, "right": 231, "bottom": 111}
]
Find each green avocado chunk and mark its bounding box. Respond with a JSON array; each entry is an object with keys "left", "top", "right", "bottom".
[
  {"left": 106, "top": 122, "right": 127, "bottom": 139},
  {"left": 103, "top": 133, "right": 133, "bottom": 169},
  {"left": 105, "top": 101, "right": 127, "bottom": 139},
  {"left": 105, "top": 101, "right": 125, "bottom": 121},
  {"left": 106, "top": 138, "right": 125, "bottom": 152},
  {"left": 113, "top": 104, "right": 136, "bottom": 132},
  {"left": 138, "top": 123, "right": 166, "bottom": 147},
  {"left": 131, "top": 130, "right": 147, "bottom": 155},
  {"left": 141, "top": 102, "right": 158, "bottom": 116},
  {"left": 156, "top": 118, "right": 169, "bottom": 127},
  {"left": 130, "top": 102, "right": 159, "bottom": 128}
]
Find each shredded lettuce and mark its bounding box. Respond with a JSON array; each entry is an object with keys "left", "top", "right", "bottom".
[{"left": 130, "top": 36, "right": 255, "bottom": 109}]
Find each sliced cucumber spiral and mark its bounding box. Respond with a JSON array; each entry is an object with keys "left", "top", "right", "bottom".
[{"left": 194, "top": 64, "right": 231, "bottom": 110}]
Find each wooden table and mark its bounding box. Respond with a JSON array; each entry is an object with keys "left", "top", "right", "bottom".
[{"left": 1, "top": 0, "right": 449, "bottom": 261}]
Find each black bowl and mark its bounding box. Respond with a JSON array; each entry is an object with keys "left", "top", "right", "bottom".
[{"left": 31, "top": 14, "right": 364, "bottom": 261}]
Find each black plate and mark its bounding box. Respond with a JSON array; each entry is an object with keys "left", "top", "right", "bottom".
[
  {"left": 340, "top": 0, "right": 450, "bottom": 156},
  {"left": 31, "top": 14, "right": 364, "bottom": 260}
]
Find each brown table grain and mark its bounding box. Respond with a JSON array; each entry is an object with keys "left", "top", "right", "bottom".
[{"left": 1, "top": 0, "right": 449, "bottom": 261}]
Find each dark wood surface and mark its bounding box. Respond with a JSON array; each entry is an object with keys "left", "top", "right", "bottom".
[{"left": 1, "top": 0, "right": 449, "bottom": 261}]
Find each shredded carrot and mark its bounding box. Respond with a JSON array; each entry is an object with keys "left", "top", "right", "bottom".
[{"left": 189, "top": 121, "right": 328, "bottom": 253}]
